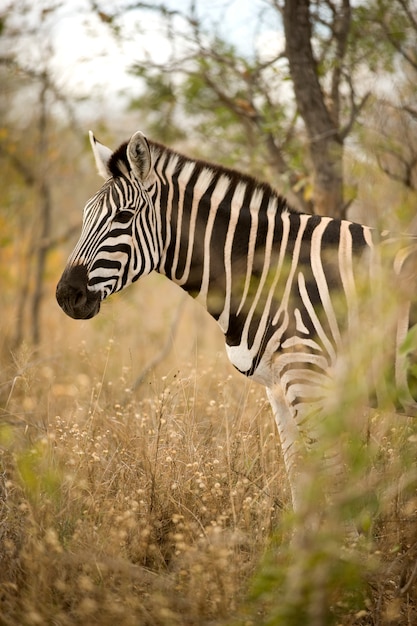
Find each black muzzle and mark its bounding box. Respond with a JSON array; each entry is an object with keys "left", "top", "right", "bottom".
[{"left": 56, "top": 264, "right": 101, "bottom": 319}]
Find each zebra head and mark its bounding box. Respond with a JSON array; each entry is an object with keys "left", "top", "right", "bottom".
[{"left": 56, "top": 131, "right": 160, "bottom": 319}]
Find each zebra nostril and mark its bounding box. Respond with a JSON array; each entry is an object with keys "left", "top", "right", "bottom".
[
  {"left": 56, "top": 264, "right": 100, "bottom": 319},
  {"left": 73, "top": 288, "right": 87, "bottom": 308}
]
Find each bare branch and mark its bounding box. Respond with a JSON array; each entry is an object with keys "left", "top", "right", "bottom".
[
  {"left": 402, "top": 104, "right": 417, "bottom": 120},
  {"left": 397, "top": 0, "right": 417, "bottom": 33},
  {"left": 329, "top": 0, "right": 351, "bottom": 126},
  {"left": 376, "top": 151, "right": 417, "bottom": 190},
  {"left": 0, "top": 142, "right": 35, "bottom": 186},
  {"left": 340, "top": 89, "right": 370, "bottom": 141},
  {"left": 129, "top": 297, "right": 187, "bottom": 391},
  {"left": 400, "top": 555, "right": 417, "bottom": 595},
  {"left": 38, "top": 223, "right": 82, "bottom": 251},
  {"left": 378, "top": 14, "right": 417, "bottom": 72},
  {"left": 1, "top": 57, "right": 83, "bottom": 136}
]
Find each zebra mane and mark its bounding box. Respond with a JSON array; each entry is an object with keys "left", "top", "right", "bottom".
[
  {"left": 108, "top": 141, "right": 130, "bottom": 178},
  {"left": 109, "top": 138, "right": 297, "bottom": 215}
]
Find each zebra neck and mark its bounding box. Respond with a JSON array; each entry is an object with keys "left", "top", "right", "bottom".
[{"left": 151, "top": 143, "right": 288, "bottom": 330}]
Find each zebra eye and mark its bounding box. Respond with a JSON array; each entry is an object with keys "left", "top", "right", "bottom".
[{"left": 114, "top": 210, "right": 134, "bottom": 223}]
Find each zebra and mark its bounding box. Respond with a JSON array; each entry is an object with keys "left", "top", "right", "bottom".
[{"left": 56, "top": 130, "right": 417, "bottom": 516}]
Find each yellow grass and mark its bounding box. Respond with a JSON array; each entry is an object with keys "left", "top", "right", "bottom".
[{"left": 1, "top": 269, "right": 417, "bottom": 625}]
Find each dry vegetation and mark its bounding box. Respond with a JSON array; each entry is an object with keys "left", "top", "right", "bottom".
[{"left": 1, "top": 268, "right": 417, "bottom": 625}]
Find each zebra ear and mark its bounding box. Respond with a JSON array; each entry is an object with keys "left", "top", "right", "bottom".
[
  {"left": 89, "top": 131, "right": 113, "bottom": 179},
  {"left": 127, "top": 131, "right": 152, "bottom": 181}
]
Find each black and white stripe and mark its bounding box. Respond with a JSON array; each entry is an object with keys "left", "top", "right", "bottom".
[{"left": 56, "top": 130, "right": 417, "bottom": 513}]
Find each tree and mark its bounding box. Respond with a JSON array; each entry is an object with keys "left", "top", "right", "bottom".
[
  {"left": 283, "top": 0, "right": 349, "bottom": 217},
  {"left": 0, "top": 2, "right": 85, "bottom": 348},
  {"left": 93, "top": 0, "right": 417, "bottom": 220},
  {"left": 363, "top": 0, "right": 417, "bottom": 195}
]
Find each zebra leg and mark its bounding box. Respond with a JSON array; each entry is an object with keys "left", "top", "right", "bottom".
[
  {"left": 266, "top": 384, "right": 308, "bottom": 515},
  {"left": 267, "top": 384, "right": 360, "bottom": 541}
]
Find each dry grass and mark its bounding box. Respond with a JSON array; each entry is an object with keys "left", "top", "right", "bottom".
[
  {"left": 0, "top": 275, "right": 284, "bottom": 625},
  {"left": 1, "top": 273, "right": 417, "bottom": 625}
]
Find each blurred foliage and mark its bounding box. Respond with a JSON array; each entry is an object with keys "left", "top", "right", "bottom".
[
  {"left": 122, "top": 0, "right": 417, "bottom": 217},
  {"left": 1, "top": 309, "right": 417, "bottom": 624},
  {"left": 0, "top": 2, "right": 91, "bottom": 348},
  {"left": 1, "top": 1, "right": 417, "bottom": 624}
]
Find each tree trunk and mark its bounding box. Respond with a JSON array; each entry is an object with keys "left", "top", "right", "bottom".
[
  {"left": 31, "top": 77, "right": 52, "bottom": 345},
  {"left": 283, "top": 0, "right": 346, "bottom": 218}
]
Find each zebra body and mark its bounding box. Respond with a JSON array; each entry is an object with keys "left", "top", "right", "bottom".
[{"left": 56, "top": 131, "right": 417, "bottom": 513}]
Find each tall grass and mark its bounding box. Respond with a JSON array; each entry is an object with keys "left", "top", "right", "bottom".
[{"left": 1, "top": 273, "right": 417, "bottom": 625}]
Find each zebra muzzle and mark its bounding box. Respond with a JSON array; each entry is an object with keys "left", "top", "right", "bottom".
[{"left": 56, "top": 264, "right": 101, "bottom": 320}]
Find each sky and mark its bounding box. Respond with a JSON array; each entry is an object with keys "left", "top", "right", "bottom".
[
  {"left": 49, "top": 3, "right": 171, "bottom": 100},
  {"left": 8, "top": 0, "right": 278, "bottom": 117},
  {"left": 0, "top": 0, "right": 282, "bottom": 127}
]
